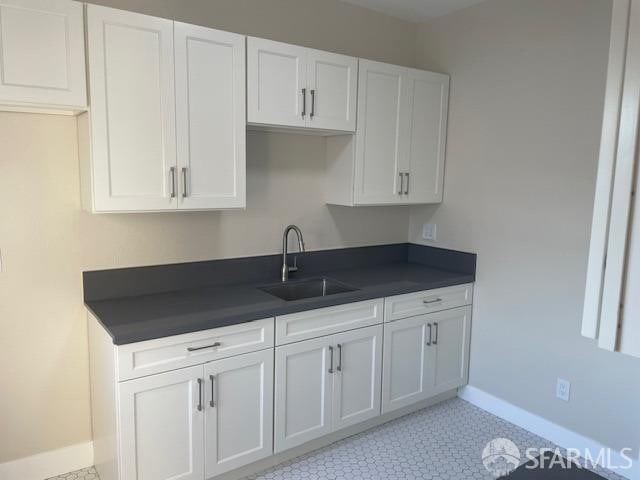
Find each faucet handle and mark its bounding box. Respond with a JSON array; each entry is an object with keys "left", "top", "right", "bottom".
[{"left": 288, "top": 256, "right": 299, "bottom": 273}]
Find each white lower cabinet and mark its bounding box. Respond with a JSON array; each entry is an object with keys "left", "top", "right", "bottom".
[
  {"left": 274, "top": 336, "right": 334, "bottom": 452},
  {"left": 119, "top": 365, "right": 205, "bottom": 480},
  {"left": 204, "top": 350, "right": 274, "bottom": 478},
  {"left": 118, "top": 350, "right": 273, "bottom": 480},
  {"left": 91, "top": 291, "right": 472, "bottom": 480},
  {"left": 382, "top": 306, "right": 471, "bottom": 414},
  {"left": 332, "top": 325, "right": 383, "bottom": 430},
  {"left": 274, "top": 324, "right": 383, "bottom": 453}
]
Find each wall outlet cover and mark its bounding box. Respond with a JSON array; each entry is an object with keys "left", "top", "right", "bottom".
[
  {"left": 556, "top": 378, "right": 571, "bottom": 402},
  {"left": 422, "top": 223, "right": 437, "bottom": 241}
]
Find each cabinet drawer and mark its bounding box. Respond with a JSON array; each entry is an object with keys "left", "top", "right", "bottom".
[
  {"left": 117, "top": 318, "right": 274, "bottom": 381},
  {"left": 276, "top": 299, "right": 383, "bottom": 345},
  {"left": 384, "top": 283, "right": 473, "bottom": 322}
]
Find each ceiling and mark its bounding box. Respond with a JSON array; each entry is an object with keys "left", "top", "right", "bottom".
[{"left": 341, "top": 0, "right": 487, "bottom": 22}]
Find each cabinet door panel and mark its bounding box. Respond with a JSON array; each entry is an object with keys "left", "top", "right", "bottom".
[
  {"left": 429, "top": 306, "right": 471, "bottom": 396},
  {"left": 119, "top": 365, "right": 204, "bottom": 480},
  {"left": 307, "top": 49, "right": 357, "bottom": 131},
  {"left": 175, "top": 23, "right": 245, "bottom": 210},
  {"left": 205, "top": 350, "right": 273, "bottom": 477},
  {"left": 87, "top": 5, "right": 177, "bottom": 211},
  {"left": 247, "top": 37, "right": 306, "bottom": 128},
  {"left": 0, "top": 0, "right": 86, "bottom": 108},
  {"left": 332, "top": 325, "right": 382, "bottom": 430},
  {"left": 354, "top": 60, "right": 409, "bottom": 205},
  {"left": 381, "top": 315, "right": 429, "bottom": 413},
  {"left": 274, "top": 337, "right": 333, "bottom": 452},
  {"left": 406, "top": 69, "right": 449, "bottom": 204}
]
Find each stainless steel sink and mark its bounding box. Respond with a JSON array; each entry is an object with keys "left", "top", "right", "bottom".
[{"left": 259, "top": 277, "right": 358, "bottom": 302}]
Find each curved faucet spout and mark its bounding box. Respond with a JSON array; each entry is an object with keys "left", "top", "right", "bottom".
[{"left": 282, "top": 225, "right": 306, "bottom": 282}]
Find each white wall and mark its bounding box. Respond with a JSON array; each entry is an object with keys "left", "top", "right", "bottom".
[{"left": 410, "top": 0, "right": 640, "bottom": 456}]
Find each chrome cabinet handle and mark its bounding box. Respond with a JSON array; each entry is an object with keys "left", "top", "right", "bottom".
[
  {"left": 302, "top": 88, "right": 307, "bottom": 118},
  {"left": 404, "top": 173, "right": 410, "bottom": 195},
  {"left": 423, "top": 298, "right": 443, "bottom": 305},
  {"left": 427, "top": 323, "right": 432, "bottom": 346},
  {"left": 181, "top": 167, "right": 188, "bottom": 198},
  {"left": 197, "top": 378, "right": 203, "bottom": 412},
  {"left": 310, "top": 89, "right": 316, "bottom": 118},
  {"left": 170, "top": 167, "right": 176, "bottom": 198},
  {"left": 187, "top": 342, "right": 221, "bottom": 352},
  {"left": 328, "top": 345, "right": 334, "bottom": 373},
  {"left": 209, "top": 374, "right": 216, "bottom": 408},
  {"left": 398, "top": 172, "right": 404, "bottom": 195},
  {"left": 337, "top": 344, "right": 342, "bottom": 372},
  {"left": 433, "top": 322, "right": 439, "bottom": 345}
]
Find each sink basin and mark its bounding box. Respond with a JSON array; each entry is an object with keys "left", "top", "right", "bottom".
[{"left": 259, "top": 278, "right": 358, "bottom": 302}]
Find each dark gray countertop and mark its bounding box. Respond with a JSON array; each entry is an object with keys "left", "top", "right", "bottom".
[{"left": 84, "top": 244, "right": 476, "bottom": 345}]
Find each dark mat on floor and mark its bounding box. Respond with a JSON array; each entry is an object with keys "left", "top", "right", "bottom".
[{"left": 502, "top": 451, "right": 607, "bottom": 479}]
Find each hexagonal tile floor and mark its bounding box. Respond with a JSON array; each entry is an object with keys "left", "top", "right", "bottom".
[{"left": 49, "top": 398, "right": 626, "bottom": 480}]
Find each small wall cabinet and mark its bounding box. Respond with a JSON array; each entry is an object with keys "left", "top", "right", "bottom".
[
  {"left": 247, "top": 37, "right": 358, "bottom": 132},
  {"left": 80, "top": 4, "right": 245, "bottom": 213},
  {"left": 325, "top": 60, "right": 449, "bottom": 206},
  {"left": 0, "top": 0, "right": 86, "bottom": 113}
]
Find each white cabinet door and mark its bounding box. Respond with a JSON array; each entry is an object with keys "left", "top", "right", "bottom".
[
  {"left": 381, "top": 315, "right": 430, "bottom": 414},
  {"left": 306, "top": 49, "right": 357, "bottom": 132},
  {"left": 204, "top": 350, "right": 273, "bottom": 477},
  {"left": 428, "top": 306, "right": 471, "bottom": 396},
  {"left": 332, "top": 325, "right": 382, "bottom": 430},
  {"left": 354, "top": 60, "right": 410, "bottom": 205},
  {"left": 274, "top": 336, "right": 333, "bottom": 452},
  {"left": 405, "top": 69, "right": 449, "bottom": 204},
  {"left": 86, "top": 5, "right": 177, "bottom": 212},
  {"left": 118, "top": 365, "right": 204, "bottom": 480},
  {"left": 0, "top": 0, "right": 86, "bottom": 109},
  {"left": 247, "top": 37, "right": 307, "bottom": 128},
  {"left": 175, "top": 23, "right": 246, "bottom": 210}
]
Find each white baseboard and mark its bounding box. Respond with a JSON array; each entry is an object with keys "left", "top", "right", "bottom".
[
  {"left": 0, "top": 441, "right": 94, "bottom": 480},
  {"left": 459, "top": 385, "right": 639, "bottom": 480}
]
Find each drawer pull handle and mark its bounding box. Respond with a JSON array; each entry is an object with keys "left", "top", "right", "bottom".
[
  {"left": 423, "top": 298, "right": 443, "bottom": 305},
  {"left": 427, "top": 323, "right": 432, "bottom": 346},
  {"left": 337, "top": 344, "right": 342, "bottom": 372},
  {"left": 209, "top": 374, "right": 216, "bottom": 408},
  {"left": 433, "top": 322, "right": 439, "bottom": 345},
  {"left": 187, "top": 342, "right": 221, "bottom": 352},
  {"left": 197, "top": 378, "right": 203, "bottom": 412}
]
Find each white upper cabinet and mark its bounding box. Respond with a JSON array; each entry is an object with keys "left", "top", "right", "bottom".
[
  {"left": 0, "top": 0, "right": 86, "bottom": 112},
  {"left": 325, "top": 60, "right": 450, "bottom": 206},
  {"left": 354, "top": 60, "right": 409, "bottom": 205},
  {"left": 82, "top": 5, "right": 246, "bottom": 213},
  {"left": 247, "top": 37, "right": 307, "bottom": 128},
  {"left": 405, "top": 68, "right": 449, "bottom": 204},
  {"left": 175, "top": 22, "right": 246, "bottom": 210},
  {"left": 247, "top": 37, "right": 357, "bottom": 132},
  {"left": 85, "top": 4, "right": 177, "bottom": 212},
  {"left": 306, "top": 49, "right": 358, "bottom": 132}
]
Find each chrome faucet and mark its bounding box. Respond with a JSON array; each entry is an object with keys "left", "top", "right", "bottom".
[{"left": 281, "top": 225, "right": 306, "bottom": 282}]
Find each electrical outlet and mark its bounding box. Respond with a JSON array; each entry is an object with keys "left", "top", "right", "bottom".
[
  {"left": 422, "top": 223, "right": 437, "bottom": 241},
  {"left": 556, "top": 378, "right": 571, "bottom": 402}
]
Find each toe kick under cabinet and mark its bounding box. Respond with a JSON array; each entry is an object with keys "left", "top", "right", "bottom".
[{"left": 88, "top": 284, "right": 472, "bottom": 480}]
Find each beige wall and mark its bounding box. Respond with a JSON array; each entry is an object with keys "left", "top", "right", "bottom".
[
  {"left": 410, "top": 0, "right": 640, "bottom": 455},
  {"left": 0, "top": 0, "right": 416, "bottom": 463}
]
